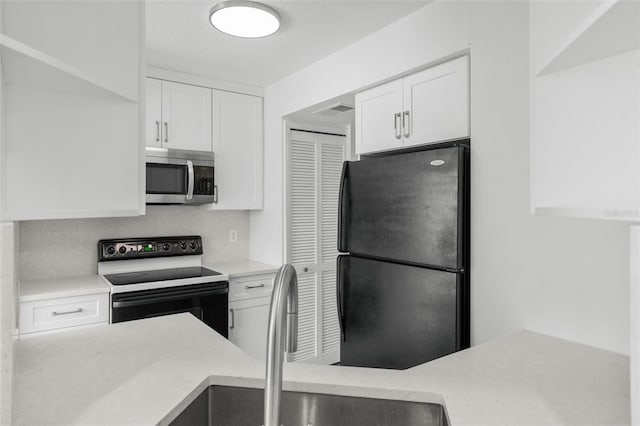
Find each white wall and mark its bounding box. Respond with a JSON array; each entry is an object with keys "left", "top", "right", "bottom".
[
  {"left": 467, "top": 1, "right": 628, "bottom": 353},
  {"left": 251, "top": 0, "right": 630, "bottom": 354},
  {"left": 19, "top": 206, "right": 249, "bottom": 280},
  {"left": 0, "top": 5, "right": 17, "bottom": 424},
  {"left": 630, "top": 227, "right": 639, "bottom": 424},
  {"left": 0, "top": 223, "right": 18, "bottom": 426}
]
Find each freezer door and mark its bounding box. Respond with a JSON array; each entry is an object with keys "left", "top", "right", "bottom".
[
  {"left": 338, "top": 145, "right": 466, "bottom": 270},
  {"left": 337, "top": 255, "right": 460, "bottom": 369}
]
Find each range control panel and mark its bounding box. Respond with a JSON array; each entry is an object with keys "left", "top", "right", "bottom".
[{"left": 98, "top": 236, "right": 203, "bottom": 261}]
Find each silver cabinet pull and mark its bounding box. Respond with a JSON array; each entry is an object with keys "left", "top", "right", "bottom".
[
  {"left": 164, "top": 122, "right": 168, "bottom": 143},
  {"left": 155, "top": 121, "right": 160, "bottom": 142},
  {"left": 186, "top": 160, "right": 194, "bottom": 201},
  {"left": 229, "top": 308, "right": 235, "bottom": 330},
  {"left": 213, "top": 185, "right": 219, "bottom": 204},
  {"left": 394, "top": 112, "right": 402, "bottom": 140},
  {"left": 52, "top": 308, "right": 83, "bottom": 316},
  {"left": 245, "top": 283, "right": 265, "bottom": 290},
  {"left": 403, "top": 111, "right": 410, "bottom": 138}
]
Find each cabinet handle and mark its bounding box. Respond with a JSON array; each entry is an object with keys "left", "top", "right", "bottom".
[
  {"left": 164, "top": 122, "right": 169, "bottom": 143},
  {"left": 394, "top": 113, "right": 402, "bottom": 140},
  {"left": 155, "top": 121, "right": 160, "bottom": 142},
  {"left": 229, "top": 308, "right": 235, "bottom": 330},
  {"left": 303, "top": 267, "right": 309, "bottom": 272},
  {"left": 52, "top": 308, "right": 83, "bottom": 316},
  {"left": 213, "top": 185, "right": 219, "bottom": 204},
  {"left": 245, "top": 283, "right": 265, "bottom": 290},
  {"left": 403, "top": 111, "right": 410, "bottom": 138}
]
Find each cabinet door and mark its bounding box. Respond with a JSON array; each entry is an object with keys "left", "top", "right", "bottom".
[
  {"left": 209, "top": 90, "right": 263, "bottom": 209},
  {"left": 355, "top": 79, "right": 404, "bottom": 155},
  {"left": 403, "top": 56, "right": 469, "bottom": 147},
  {"left": 161, "top": 81, "right": 212, "bottom": 152},
  {"left": 228, "top": 296, "right": 271, "bottom": 360},
  {"left": 145, "top": 78, "right": 162, "bottom": 148}
]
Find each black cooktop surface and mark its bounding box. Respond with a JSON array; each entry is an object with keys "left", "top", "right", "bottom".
[{"left": 104, "top": 267, "right": 222, "bottom": 286}]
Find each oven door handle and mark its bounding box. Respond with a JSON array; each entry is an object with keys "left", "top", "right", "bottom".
[{"left": 112, "top": 286, "right": 228, "bottom": 309}]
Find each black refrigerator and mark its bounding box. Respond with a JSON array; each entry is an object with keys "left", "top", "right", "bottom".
[{"left": 337, "top": 140, "right": 470, "bottom": 370}]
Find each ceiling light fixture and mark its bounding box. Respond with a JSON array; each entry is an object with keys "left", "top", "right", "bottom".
[{"left": 209, "top": 0, "right": 281, "bottom": 38}]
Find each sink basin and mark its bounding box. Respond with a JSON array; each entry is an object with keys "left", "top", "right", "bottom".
[{"left": 169, "top": 385, "right": 448, "bottom": 426}]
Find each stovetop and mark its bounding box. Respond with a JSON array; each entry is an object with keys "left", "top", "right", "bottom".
[
  {"left": 104, "top": 266, "right": 222, "bottom": 286},
  {"left": 97, "top": 236, "right": 229, "bottom": 293}
]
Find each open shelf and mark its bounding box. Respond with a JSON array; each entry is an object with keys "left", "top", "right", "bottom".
[
  {"left": 537, "top": 0, "right": 640, "bottom": 76},
  {"left": 534, "top": 207, "right": 640, "bottom": 223},
  {"left": 0, "top": 34, "right": 137, "bottom": 102}
]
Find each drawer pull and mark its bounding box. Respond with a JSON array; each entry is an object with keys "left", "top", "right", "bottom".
[
  {"left": 245, "top": 283, "right": 265, "bottom": 290},
  {"left": 52, "top": 308, "right": 83, "bottom": 316}
]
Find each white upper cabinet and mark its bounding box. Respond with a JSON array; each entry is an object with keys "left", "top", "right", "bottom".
[
  {"left": 147, "top": 73, "right": 264, "bottom": 210},
  {"left": 159, "top": 80, "right": 212, "bottom": 152},
  {"left": 530, "top": 0, "right": 640, "bottom": 221},
  {"left": 145, "top": 78, "right": 162, "bottom": 148},
  {"left": 208, "top": 90, "right": 263, "bottom": 210},
  {"left": 355, "top": 80, "right": 404, "bottom": 154},
  {"left": 355, "top": 56, "right": 469, "bottom": 155},
  {"left": 0, "top": 1, "right": 143, "bottom": 220},
  {"left": 403, "top": 56, "right": 469, "bottom": 147}
]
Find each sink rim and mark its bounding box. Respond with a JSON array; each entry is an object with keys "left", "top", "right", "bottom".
[{"left": 158, "top": 374, "right": 450, "bottom": 426}]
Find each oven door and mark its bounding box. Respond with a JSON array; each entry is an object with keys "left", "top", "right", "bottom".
[
  {"left": 111, "top": 282, "right": 229, "bottom": 337},
  {"left": 145, "top": 149, "right": 215, "bottom": 205}
]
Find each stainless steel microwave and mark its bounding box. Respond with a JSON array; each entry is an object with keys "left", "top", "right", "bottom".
[{"left": 145, "top": 147, "right": 215, "bottom": 205}]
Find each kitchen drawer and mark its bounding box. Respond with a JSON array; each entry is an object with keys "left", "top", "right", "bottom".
[
  {"left": 20, "top": 293, "right": 109, "bottom": 334},
  {"left": 228, "top": 274, "right": 275, "bottom": 301}
]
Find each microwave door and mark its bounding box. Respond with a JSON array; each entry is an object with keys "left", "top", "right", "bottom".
[{"left": 146, "top": 162, "right": 188, "bottom": 204}]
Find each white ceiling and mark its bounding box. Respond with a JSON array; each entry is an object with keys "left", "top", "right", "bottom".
[{"left": 146, "top": 0, "right": 429, "bottom": 88}]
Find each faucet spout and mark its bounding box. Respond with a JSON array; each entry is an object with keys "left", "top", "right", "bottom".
[{"left": 264, "top": 264, "right": 298, "bottom": 426}]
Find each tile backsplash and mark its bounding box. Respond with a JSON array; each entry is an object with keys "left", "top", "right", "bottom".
[{"left": 19, "top": 206, "right": 249, "bottom": 280}]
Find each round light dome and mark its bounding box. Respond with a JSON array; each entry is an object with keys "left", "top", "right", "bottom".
[{"left": 209, "top": 1, "right": 280, "bottom": 38}]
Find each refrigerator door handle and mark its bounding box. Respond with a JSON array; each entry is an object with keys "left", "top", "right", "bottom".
[
  {"left": 336, "top": 259, "right": 346, "bottom": 342},
  {"left": 337, "top": 161, "right": 349, "bottom": 252}
]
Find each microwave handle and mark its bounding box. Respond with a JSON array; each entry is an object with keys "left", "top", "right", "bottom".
[{"left": 186, "top": 160, "right": 194, "bottom": 200}]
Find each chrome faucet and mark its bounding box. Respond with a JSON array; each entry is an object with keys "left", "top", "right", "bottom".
[{"left": 264, "top": 264, "right": 298, "bottom": 426}]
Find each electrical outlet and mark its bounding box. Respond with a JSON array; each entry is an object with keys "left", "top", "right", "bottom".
[{"left": 229, "top": 229, "right": 238, "bottom": 244}]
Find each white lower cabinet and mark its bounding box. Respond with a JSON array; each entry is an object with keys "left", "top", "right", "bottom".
[
  {"left": 19, "top": 293, "right": 109, "bottom": 335},
  {"left": 227, "top": 273, "right": 275, "bottom": 359},
  {"left": 228, "top": 296, "right": 271, "bottom": 360}
]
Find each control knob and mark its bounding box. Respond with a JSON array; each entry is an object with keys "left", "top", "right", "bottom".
[
  {"left": 180, "top": 242, "right": 187, "bottom": 250},
  {"left": 106, "top": 246, "right": 116, "bottom": 255},
  {"left": 189, "top": 241, "right": 197, "bottom": 250},
  {"left": 162, "top": 243, "right": 170, "bottom": 251},
  {"left": 118, "top": 246, "right": 127, "bottom": 254}
]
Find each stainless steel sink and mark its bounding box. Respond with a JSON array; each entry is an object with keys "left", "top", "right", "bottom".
[{"left": 169, "top": 385, "right": 448, "bottom": 426}]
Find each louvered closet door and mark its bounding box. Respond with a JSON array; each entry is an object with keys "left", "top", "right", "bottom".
[{"left": 287, "top": 129, "right": 346, "bottom": 364}]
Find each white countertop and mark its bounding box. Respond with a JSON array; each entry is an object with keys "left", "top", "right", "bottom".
[
  {"left": 19, "top": 275, "right": 110, "bottom": 302},
  {"left": 14, "top": 314, "right": 630, "bottom": 426},
  {"left": 206, "top": 259, "right": 280, "bottom": 278}
]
